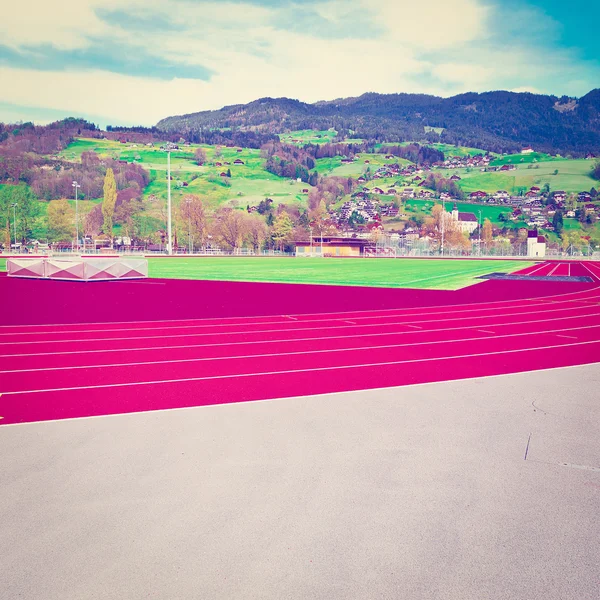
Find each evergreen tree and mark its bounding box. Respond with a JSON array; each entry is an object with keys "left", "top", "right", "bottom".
[{"left": 552, "top": 210, "right": 564, "bottom": 235}]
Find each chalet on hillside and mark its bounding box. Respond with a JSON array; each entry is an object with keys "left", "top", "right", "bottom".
[
  {"left": 469, "top": 191, "right": 487, "bottom": 199},
  {"left": 234, "top": 159, "right": 244, "bottom": 165}
]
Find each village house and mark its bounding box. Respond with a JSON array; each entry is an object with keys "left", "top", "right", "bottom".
[
  {"left": 469, "top": 191, "right": 488, "bottom": 200},
  {"left": 527, "top": 229, "right": 546, "bottom": 257}
]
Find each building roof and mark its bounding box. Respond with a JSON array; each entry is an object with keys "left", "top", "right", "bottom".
[{"left": 458, "top": 212, "right": 478, "bottom": 222}]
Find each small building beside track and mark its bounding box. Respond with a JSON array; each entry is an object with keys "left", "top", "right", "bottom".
[{"left": 295, "top": 236, "right": 371, "bottom": 257}]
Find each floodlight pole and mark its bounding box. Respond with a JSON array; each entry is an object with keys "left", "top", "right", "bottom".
[
  {"left": 167, "top": 151, "right": 173, "bottom": 255},
  {"left": 478, "top": 210, "right": 482, "bottom": 256},
  {"left": 309, "top": 226, "right": 313, "bottom": 257},
  {"left": 11, "top": 203, "right": 17, "bottom": 249}
]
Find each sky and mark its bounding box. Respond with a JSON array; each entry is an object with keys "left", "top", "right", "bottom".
[{"left": 1, "top": 0, "right": 598, "bottom": 128}]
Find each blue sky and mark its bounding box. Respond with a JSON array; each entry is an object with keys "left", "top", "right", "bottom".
[{"left": 1, "top": 0, "right": 598, "bottom": 127}]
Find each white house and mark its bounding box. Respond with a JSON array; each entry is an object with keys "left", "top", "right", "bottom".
[{"left": 527, "top": 229, "right": 546, "bottom": 257}]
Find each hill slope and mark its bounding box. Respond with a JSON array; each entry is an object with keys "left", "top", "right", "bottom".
[{"left": 157, "top": 89, "right": 600, "bottom": 156}]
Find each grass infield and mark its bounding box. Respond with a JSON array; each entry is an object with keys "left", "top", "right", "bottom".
[
  {"left": 146, "top": 257, "right": 533, "bottom": 290},
  {"left": 0, "top": 257, "right": 533, "bottom": 289}
]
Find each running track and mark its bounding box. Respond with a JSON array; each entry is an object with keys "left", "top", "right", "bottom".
[{"left": 1, "top": 260, "right": 600, "bottom": 425}]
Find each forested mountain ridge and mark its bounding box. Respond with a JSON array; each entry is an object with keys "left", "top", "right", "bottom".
[{"left": 156, "top": 89, "right": 600, "bottom": 156}]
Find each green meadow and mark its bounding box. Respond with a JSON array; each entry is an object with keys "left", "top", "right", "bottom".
[{"left": 437, "top": 159, "right": 595, "bottom": 194}]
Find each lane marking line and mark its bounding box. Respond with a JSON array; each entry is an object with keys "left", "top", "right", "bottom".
[
  {"left": 2, "top": 362, "right": 599, "bottom": 428},
  {"left": 555, "top": 334, "right": 578, "bottom": 339},
  {"left": 2, "top": 303, "right": 598, "bottom": 347},
  {"left": 3, "top": 339, "right": 599, "bottom": 396},
  {"left": 3, "top": 323, "right": 598, "bottom": 375},
  {"left": 2, "top": 312, "right": 599, "bottom": 360},
  {"left": 5, "top": 293, "right": 594, "bottom": 337},
  {"left": 477, "top": 330, "right": 495, "bottom": 334},
  {"left": 1, "top": 277, "right": 597, "bottom": 331}
]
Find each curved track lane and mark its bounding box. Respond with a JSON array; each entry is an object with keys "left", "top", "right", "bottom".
[{"left": 1, "top": 261, "right": 600, "bottom": 425}]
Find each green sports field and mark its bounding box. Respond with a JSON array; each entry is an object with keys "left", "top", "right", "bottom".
[{"left": 146, "top": 257, "right": 532, "bottom": 290}]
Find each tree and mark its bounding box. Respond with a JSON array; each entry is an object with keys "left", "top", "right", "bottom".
[
  {"left": 591, "top": 161, "right": 600, "bottom": 180},
  {"left": 226, "top": 168, "right": 232, "bottom": 178},
  {"left": 115, "top": 197, "right": 144, "bottom": 238},
  {"left": 102, "top": 168, "right": 117, "bottom": 237},
  {"left": 212, "top": 208, "right": 247, "bottom": 251},
  {"left": 0, "top": 183, "right": 39, "bottom": 243},
  {"left": 179, "top": 194, "right": 209, "bottom": 249},
  {"left": 246, "top": 213, "right": 269, "bottom": 252},
  {"left": 47, "top": 199, "right": 74, "bottom": 242},
  {"left": 482, "top": 218, "right": 493, "bottom": 246},
  {"left": 194, "top": 147, "right": 207, "bottom": 166},
  {"left": 271, "top": 212, "right": 294, "bottom": 251},
  {"left": 552, "top": 210, "right": 564, "bottom": 235}
]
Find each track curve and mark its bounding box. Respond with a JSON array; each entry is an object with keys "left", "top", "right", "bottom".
[{"left": 1, "top": 260, "right": 600, "bottom": 425}]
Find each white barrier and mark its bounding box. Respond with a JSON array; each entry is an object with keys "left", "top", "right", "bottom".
[
  {"left": 7, "top": 258, "right": 46, "bottom": 278},
  {"left": 7, "top": 258, "right": 148, "bottom": 281}
]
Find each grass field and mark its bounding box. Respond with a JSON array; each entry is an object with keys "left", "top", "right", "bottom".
[
  {"left": 278, "top": 129, "right": 338, "bottom": 145},
  {"left": 146, "top": 257, "right": 531, "bottom": 290}
]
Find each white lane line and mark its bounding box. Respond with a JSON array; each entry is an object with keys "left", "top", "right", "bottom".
[
  {"left": 3, "top": 362, "right": 599, "bottom": 429},
  {"left": 478, "top": 330, "right": 495, "bottom": 334},
  {"left": 569, "top": 263, "right": 571, "bottom": 277},
  {"left": 547, "top": 263, "right": 560, "bottom": 277},
  {"left": 555, "top": 334, "right": 578, "bottom": 339},
  {"left": 3, "top": 324, "right": 598, "bottom": 375},
  {"left": 345, "top": 321, "right": 356, "bottom": 325},
  {"left": 3, "top": 294, "right": 584, "bottom": 337},
  {"left": 2, "top": 311, "right": 600, "bottom": 359},
  {"left": 2, "top": 303, "right": 597, "bottom": 347},
  {"left": 524, "top": 262, "right": 551, "bottom": 276},
  {"left": 580, "top": 262, "right": 600, "bottom": 283},
  {"left": 3, "top": 339, "right": 599, "bottom": 396},
  {"left": 2, "top": 274, "right": 596, "bottom": 332}
]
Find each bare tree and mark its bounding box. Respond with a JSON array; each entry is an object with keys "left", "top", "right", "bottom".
[
  {"left": 179, "top": 194, "right": 210, "bottom": 248},
  {"left": 245, "top": 213, "right": 268, "bottom": 253},
  {"left": 211, "top": 207, "right": 248, "bottom": 252}
]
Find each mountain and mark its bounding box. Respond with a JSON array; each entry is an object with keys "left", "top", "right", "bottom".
[{"left": 156, "top": 89, "right": 600, "bottom": 156}]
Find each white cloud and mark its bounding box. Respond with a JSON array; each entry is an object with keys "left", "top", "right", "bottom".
[
  {"left": 1, "top": 0, "right": 599, "bottom": 125},
  {"left": 0, "top": 0, "right": 110, "bottom": 50}
]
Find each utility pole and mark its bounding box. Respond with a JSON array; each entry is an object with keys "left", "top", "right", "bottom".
[
  {"left": 11, "top": 203, "right": 17, "bottom": 250},
  {"left": 72, "top": 180, "right": 80, "bottom": 252}
]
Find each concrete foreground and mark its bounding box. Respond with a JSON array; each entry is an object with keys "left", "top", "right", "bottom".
[{"left": 2, "top": 365, "right": 599, "bottom": 600}]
